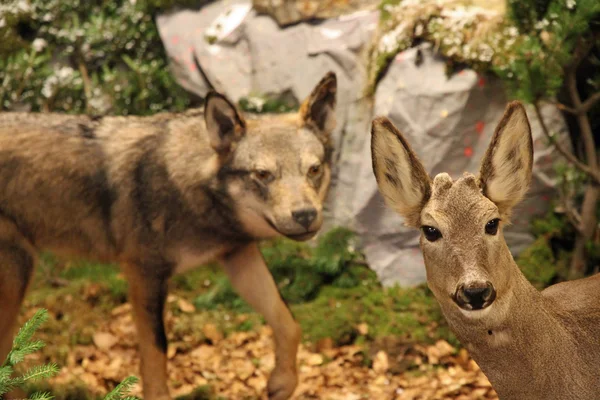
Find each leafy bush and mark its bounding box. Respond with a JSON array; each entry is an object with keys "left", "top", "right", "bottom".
[
  {"left": 0, "top": 0, "right": 198, "bottom": 115},
  {"left": 194, "top": 227, "right": 370, "bottom": 310}
]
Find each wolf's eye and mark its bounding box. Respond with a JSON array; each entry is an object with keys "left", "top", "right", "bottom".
[
  {"left": 485, "top": 218, "right": 500, "bottom": 235},
  {"left": 254, "top": 170, "right": 274, "bottom": 183},
  {"left": 422, "top": 226, "right": 442, "bottom": 242},
  {"left": 308, "top": 164, "right": 323, "bottom": 178}
]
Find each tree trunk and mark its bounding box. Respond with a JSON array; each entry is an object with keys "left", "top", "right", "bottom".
[{"left": 570, "top": 185, "right": 600, "bottom": 277}]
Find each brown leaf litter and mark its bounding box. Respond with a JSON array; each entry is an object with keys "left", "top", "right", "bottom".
[{"left": 24, "top": 299, "right": 499, "bottom": 400}]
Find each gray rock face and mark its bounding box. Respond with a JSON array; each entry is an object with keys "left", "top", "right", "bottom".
[{"left": 157, "top": 3, "right": 569, "bottom": 287}]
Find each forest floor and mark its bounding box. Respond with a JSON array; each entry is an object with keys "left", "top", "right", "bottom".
[{"left": 18, "top": 237, "right": 499, "bottom": 400}]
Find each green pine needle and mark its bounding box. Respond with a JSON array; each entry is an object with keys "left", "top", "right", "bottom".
[
  {"left": 104, "top": 376, "right": 140, "bottom": 400},
  {"left": 10, "top": 309, "right": 48, "bottom": 354},
  {"left": 29, "top": 391, "right": 55, "bottom": 400},
  {"left": 18, "top": 363, "right": 60, "bottom": 383},
  {"left": 8, "top": 339, "right": 46, "bottom": 365}
]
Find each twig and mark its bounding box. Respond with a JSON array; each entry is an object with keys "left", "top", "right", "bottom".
[
  {"left": 556, "top": 92, "right": 600, "bottom": 115},
  {"left": 566, "top": 60, "right": 598, "bottom": 172},
  {"left": 562, "top": 200, "right": 584, "bottom": 234},
  {"left": 556, "top": 102, "right": 577, "bottom": 115},
  {"left": 581, "top": 92, "right": 600, "bottom": 114},
  {"left": 533, "top": 102, "right": 600, "bottom": 184}
]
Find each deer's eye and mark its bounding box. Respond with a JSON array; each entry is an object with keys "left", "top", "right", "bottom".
[
  {"left": 308, "top": 164, "right": 323, "bottom": 178},
  {"left": 422, "top": 226, "right": 442, "bottom": 242},
  {"left": 254, "top": 170, "right": 274, "bottom": 183},
  {"left": 485, "top": 218, "right": 500, "bottom": 235}
]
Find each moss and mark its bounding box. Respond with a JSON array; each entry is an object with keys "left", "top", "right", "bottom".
[
  {"left": 516, "top": 236, "right": 558, "bottom": 289},
  {"left": 175, "top": 385, "right": 215, "bottom": 400},
  {"left": 293, "top": 283, "right": 454, "bottom": 346}
]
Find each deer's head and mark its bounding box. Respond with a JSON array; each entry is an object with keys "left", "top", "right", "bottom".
[{"left": 371, "top": 102, "right": 533, "bottom": 319}]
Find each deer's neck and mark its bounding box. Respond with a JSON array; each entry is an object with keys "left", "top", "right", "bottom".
[{"left": 445, "top": 262, "right": 589, "bottom": 398}]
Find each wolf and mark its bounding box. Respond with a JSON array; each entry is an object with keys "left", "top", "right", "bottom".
[{"left": 0, "top": 71, "right": 337, "bottom": 400}]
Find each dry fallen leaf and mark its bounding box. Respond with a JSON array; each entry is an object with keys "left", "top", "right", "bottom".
[
  {"left": 178, "top": 298, "right": 196, "bottom": 313},
  {"left": 372, "top": 350, "right": 389, "bottom": 373},
  {"left": 202, "top": 323, "right": 223, "bottom": 343},
  {"left": 357, "top": 323, "right": 369, "bottom": 336},
  {"left": 306, "top": 353, "right": 324, "bottom": 366},
  {"left": 92, "top": 332, "right": 118, "bottom": 351}
]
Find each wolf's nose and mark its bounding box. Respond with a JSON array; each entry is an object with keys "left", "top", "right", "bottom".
[
  {"left": 292, "top": 208, "right": 317, "bottom": 230},
  {"left": 454, "top": 281, "right": 496, "bottom": 311}
]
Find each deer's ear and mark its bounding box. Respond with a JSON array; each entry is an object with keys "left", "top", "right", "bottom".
[
  {"left": 371, "top": 117, "right": 432, "bottom": 228},
  {"left": 205, "top": 91, "right": 246, "bottom": 154},
  {"left": 478, "top": 101, "right": 533, "bottom": 218},
  {"left": 299, "top": 71, "right": 337, "bottom": 142}
]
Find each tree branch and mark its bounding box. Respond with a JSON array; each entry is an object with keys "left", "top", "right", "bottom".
[
  {"left": 556, "top": 102, "right": 578, "bottom": 115},
  {"left": 581, "top": 91, "right": 600, "bottom": 114},
  {"left": 563, "top": 208, "right": 584, "bottom": 235},
  {"left": 533, "top": 102, "right": 600, "bottom": 184},
  {"left": 565, "top": 52, "right": 599, "bottom": 173},
  {"left": 557, "top": 92, "right": 600, "bottom": 116}
]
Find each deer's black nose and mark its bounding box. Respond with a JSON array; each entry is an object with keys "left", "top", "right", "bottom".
[
  {"left": 454, "top": 281, "right": 496, "bottom": 311},
  {"left": 292, "top": 208, "right": 317, "bottom": 230}
]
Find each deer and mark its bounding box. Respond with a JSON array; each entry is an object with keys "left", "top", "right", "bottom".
[{"left": 370, "top": 101, "right": 600, "bottom": 399}]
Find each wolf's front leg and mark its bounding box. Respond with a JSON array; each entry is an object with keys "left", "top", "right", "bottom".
[
  {"left": 221, "top": 243, "right": 301, "bottom": 400},
  {"left": 123, "top": 263, "right": 171, "bottom": 400}
]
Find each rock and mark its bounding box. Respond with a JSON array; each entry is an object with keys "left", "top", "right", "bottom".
[{"left": 252, "top": 0, "right": 378, "bottom": 26}]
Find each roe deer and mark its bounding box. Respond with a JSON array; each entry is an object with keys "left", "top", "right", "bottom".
[{"left": 370, "top": 101, "right": 600, "bottom": 399}]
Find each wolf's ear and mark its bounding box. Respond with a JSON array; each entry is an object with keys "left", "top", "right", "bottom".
[
  {"left": 371, "top": 117, "right": 432, "bottom": 228},
  {"left": 300, "top": 71, "right": 337, "bottom": 141},
  {"left": 478, "top": 101, "right": 533, "bottom": 219},
  {"left": 205, "top": 91, "right": 246, "bottom": 154}
]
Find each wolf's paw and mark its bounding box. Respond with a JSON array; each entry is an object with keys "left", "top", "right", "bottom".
[{"left": 267, "top": 368, "right": 298, "bottom": 400}]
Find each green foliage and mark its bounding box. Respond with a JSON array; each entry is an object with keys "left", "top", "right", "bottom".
[
  {"left": 517, "top": 236, "right": 560, "bottom": 289},
  {"left": 194, "top": 228, "right": 368, "bottom": 310},
  {"left": 0, "top": 0, "right": 193, "bottom": 115},
  {"left": 0, "top": 309, "right": 59, "bottom": 399},
  {"left": 293, "top": 283, "right": 454, "bottom": 346},
  {"left": 238, "top": 94, "right": 298, "bottom": 114},
  {"left": 174, "top": 385, "right": 215, "bottom": 400},
  {"left": 507, "top": 0, "right": 552, "bottom": 33},
  {"left": 496, "top": 0, "right": 600, "bottom": 102},
  {"left": 104, "top": 376, "right": 139, "bottom": 400}
]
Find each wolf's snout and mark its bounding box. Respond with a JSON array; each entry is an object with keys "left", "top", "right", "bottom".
[
  {"left": 291, "top": 208, "right": 317, "bottom": 230},
  {"left": 454, "top": 281, "right": 496, "bottom": 311}
]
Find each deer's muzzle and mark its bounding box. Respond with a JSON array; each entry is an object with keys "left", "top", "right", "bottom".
[{"left": 453, "top": 281, "right": 496, "bottom": 311}]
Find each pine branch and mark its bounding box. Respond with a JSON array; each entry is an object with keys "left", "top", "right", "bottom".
[
  {"left": 28, "top": 391, "right": 55, "bottom": 400},
  {"left": 8, "top": 340, "right": 46, "bottom": 365},
  {"left": 9, "top": 309, "right": 48, "bottom": 355},
  {"left": 104, "top": 376, "right": 140, "bottom": 400},
  {"left": 18, "top": 363, "right": 60, "bottom": 383}
]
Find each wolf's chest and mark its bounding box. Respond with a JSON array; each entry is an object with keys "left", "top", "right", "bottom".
[{"left": 173, "top": 245, "right": 232, "bottom": 274}]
